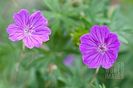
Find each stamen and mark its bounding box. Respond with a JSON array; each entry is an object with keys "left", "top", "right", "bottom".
[
  {"left": 98, "top": 43, "right": 107, "bottom": 53},
  {"left": 24, "top": 26, "right": 34, "bottom": 36}
]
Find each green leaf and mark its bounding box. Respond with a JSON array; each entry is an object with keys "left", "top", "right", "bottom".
[{"left": 117, "top": 33, "right": 128, "bottom": 44}]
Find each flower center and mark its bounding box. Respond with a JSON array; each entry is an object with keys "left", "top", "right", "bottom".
[
  {"left": 98, "top": 43, "right": 107, "bottom": 53},
  {"left": 24, "top": 26, "right": 34, "bottom": 36}
]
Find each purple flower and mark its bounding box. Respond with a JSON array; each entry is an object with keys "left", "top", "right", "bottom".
[
  {"left": 7, "top": 9, "right": 51, "bottom": 48},
  {"left": 79, "top": 25, "right": 120, "bottom": 69},
  {"left": 64, "top": 54, "right": 75, "bottom": 66}
]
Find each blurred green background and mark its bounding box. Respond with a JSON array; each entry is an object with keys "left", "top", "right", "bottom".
[{"left": 0, "top": 0, "right": 133, "bottom": 88}]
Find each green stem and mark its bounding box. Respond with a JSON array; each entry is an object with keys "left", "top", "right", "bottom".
[
  {"left": 22, "top": 43, "right": 25, "bottom": 51},
  {"left": 89, "top": 68, "right": 100, "bottom": 84},
  {"left": 16, "top": 43, "right": 25, "bottom": 72},
  {"left": 14, "top": 43, "right": 25, "bottom": 84}
]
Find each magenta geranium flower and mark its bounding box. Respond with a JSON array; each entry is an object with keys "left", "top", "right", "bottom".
[
  {"left": 7, "top": 9, "right": 51, "bottom": 48},
  {"left": 79, "top": 25, "right": 120, "bottom": 69}
]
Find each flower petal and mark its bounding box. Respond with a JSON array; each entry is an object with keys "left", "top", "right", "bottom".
[
  {"left": 106, "top": 33, "right": 120, "bottom": 51},
  {"left": 29, "top": 11, "right": 48, "bottom": 29},
  {"left": 13, "top": 9, "right": 29, "bottom": 26},
  {"left": 90, "top": 25, "right": 110, "bottom": 43},
  {"left": 23, "top": 37, "right": 33, "bottom": 48},
  {"left": 34, "top": 27, "right": 51, "bottom": 35},
  {"left": 7, "top": 24, "right": 24, "bottom": 41},
  {"left": 32, "top": 27, "right": 51, "bottom": 43},
  {"left": 30, "top": 36, "right": 42, "bottom": 47},
  {"left": 33, "top": 34, "right": 50, "bottom": 43},
  {"left": 101, "top": 53, "right": 115, "bottom": 69},
  {"left": 80, "top": 44, "right": 97, "bottom": 55},
  {"left": 83, "top": 52, "right": 101, "bottom": 68},
  {"left": 80, "top": 34, "right": 98, "bottom": 47},
  {"left": 23, "top": 36, "right": 43, "bottom": 48}
]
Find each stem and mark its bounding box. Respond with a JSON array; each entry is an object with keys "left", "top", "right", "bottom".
[
  {"left": 89, "top": 68, "right": 100, "bottom": 84},
  {"left": 22, "top": 43, "right": 25, "bottom": 51},
  {"left": 16, "top": 43, "right": 25, "bottom": 72},
  {"left": 14, "top": 43, "right": 25, "bottom": 83}
]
